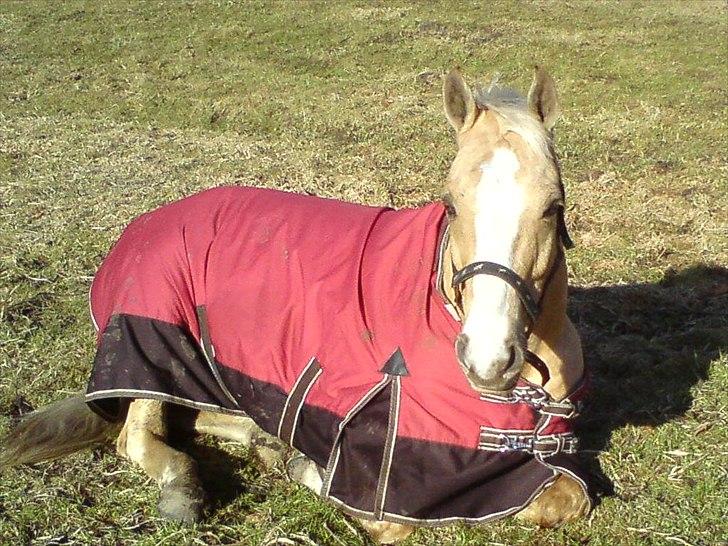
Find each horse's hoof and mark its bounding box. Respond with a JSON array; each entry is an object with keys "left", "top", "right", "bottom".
[
  {"left": 286, "top": 454, "right": 310, "bottom": 482},
  {"left": 252, "top": 435, "right": 288, "bottom": 468},
  {"left": 158, "top": 481, "right": 206, "bottom": 524},
  {"left": 357, "top": 519, "right": 414, "bottom": 544}
]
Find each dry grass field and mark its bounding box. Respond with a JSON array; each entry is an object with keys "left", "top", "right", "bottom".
[{"left": 1, "top": 1, "right": 726, "bottom": 544}]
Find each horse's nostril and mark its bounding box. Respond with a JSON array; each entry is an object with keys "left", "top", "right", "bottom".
[{"left": 455, "top": 334, "right": 470, "bottom": 366}]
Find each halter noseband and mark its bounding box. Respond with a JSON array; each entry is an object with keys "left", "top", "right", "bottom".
[
  {"left": 449, "top": 207, "right": 572, "bottom": 326},
  {"left": 451, "top": 262, "right": 540, "bottom": 323}
]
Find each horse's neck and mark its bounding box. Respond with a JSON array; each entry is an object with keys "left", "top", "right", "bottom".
[{"left": 440, "top": 241, "right": 584, "bottom": 401}]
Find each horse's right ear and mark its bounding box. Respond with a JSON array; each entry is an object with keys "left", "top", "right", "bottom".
[
  {"left": 443, "top": 68, "right": 477, "bottom": 133},
  {"left": 527, "top": 65, "right": 560, "bottom": 132}
]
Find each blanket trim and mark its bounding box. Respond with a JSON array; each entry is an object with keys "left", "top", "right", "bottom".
[
  {"left": 321, "top": 375, "right": 392, "bottom": 498},
  {"left": 373, "top": 374, "right": 402, "bottom": 519},
  {"left": 196, "top": 305, "right": 240, "bottom": 408},
  {"left": 277, "top": 357, "right": 323, "bottom": 446},
  {"left": 326, "top": 469, "right": 562, "bottom": 526}
]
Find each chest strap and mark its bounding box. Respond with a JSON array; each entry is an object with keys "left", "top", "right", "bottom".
[
  {"left": 478, "top": 429, "right": 579, "bottom": 457},
  {"left": 479, "top": 384, "right": 583, "bottom": 420}
]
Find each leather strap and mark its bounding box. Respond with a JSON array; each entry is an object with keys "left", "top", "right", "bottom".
[
  {"left": 524, "top": 349, "right": 550, "bottom": 384},
  {"left": 452, "top": 261, "right": 540, "bottom": 323},
  {"left": 277, "top": 357, "right": 323, "bottom": 446},
  {"left": 478, "top": 430, "right": 579, "bottom": 456}
]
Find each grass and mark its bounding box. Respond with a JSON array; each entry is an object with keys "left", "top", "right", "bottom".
[{"left": 1, "top": 0, "right": 726, "bottom": 544}]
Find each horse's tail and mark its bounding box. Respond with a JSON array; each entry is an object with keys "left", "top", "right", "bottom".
[{"left": 0, "top": 395, "right": 120, "bottom": 468}]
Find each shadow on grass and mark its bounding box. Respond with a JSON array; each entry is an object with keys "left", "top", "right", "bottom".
[
  {"left": 569, "top": 264, "right": 728, "bottom": 499},
  {"left": 167, "top": 410, "right": 278, "bottom": 513}
]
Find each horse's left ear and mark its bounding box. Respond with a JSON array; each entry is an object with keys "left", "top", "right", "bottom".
[
  {"left": 443, "top": 68, "right": 477, "bottom": 133},
  {"left": 527, "top": 65, "right": 561, "bottom": 132}
]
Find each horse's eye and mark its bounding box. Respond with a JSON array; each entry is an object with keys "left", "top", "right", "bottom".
[
  {"left": 443, "top": 195, "right": 457, "bottom": 218},
  {"left": 542, "top": 200, "right": 563, "bottom": 218}
]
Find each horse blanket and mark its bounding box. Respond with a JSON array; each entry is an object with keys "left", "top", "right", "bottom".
[{"left": 85, "top": 186, "right": 592, "bottom": 525}]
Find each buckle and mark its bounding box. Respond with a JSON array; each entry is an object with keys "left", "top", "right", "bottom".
[
  {"left": 497, "top": 433, "right": 533, "bottom": 452},
  {"left": 514, "top": 387, "right": 549, "bottom": 407},
  {"left": 540, "top": 399, "right": 580, "bottom": 419},
  {"left": 532, "top": 434, "right": 579, "bottom": 457},
  {"left": 479, "top": 429, "right": 579, "bottom": 456}
]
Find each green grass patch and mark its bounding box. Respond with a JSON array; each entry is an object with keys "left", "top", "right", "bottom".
[{"left": 1, "top": 1, "right": 726, "bottom": 544}]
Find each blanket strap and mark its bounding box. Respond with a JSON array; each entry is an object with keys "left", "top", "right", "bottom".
[
  {"left": 478, "top": 429, "right": 578, "bottom": 456},
  {"left": 479, "top": 383, "right": 583, "bottom": 420},
  {"left": 278, "top": 357, "right": 323, "bottom": 446},
  {"left": 195, "top": 305, "right": 240, "bottom": 408}
]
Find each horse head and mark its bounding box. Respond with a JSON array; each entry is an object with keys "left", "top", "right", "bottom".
[{"left": 441, "top": 66, "right": 573, "bottom": 393}]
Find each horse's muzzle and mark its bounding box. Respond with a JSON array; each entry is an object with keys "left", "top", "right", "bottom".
[{"left": 456, "top": 334, "right": 524, "bottom": 393}]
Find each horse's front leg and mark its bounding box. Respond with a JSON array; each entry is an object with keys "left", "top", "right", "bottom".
[
  {"left": 286, "top": 456, "right": 414, "bottom": 545},
  {"left": 516, "top": 474, "right": 590, "bottom": 527},
  {"left": 117, "top": 399, "right": 205, "bottom": 523},
  {"left": 194, "top": 412, "right": 413, "bottom": 544}
]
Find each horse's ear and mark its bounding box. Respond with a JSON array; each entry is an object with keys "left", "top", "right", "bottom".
[
  {"left": 527, "top": 65, "right": 561, "bottom": 132},
  {"left": 443, "top": 68, "right": 477, "bottom": 133}
]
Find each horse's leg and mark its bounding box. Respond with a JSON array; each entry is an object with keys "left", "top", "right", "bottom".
[
  {"left": 193, "top": 412, "right": 413, "bottom": 543},
  {"left": 286, "top": 456, "right": 414, "bottom": 545},
  {"left": 192, "top": 410, "right": 288, "bottom": 466},
  {"left": 357, "top": 521, "right": 415, "bottom": 545},
  {"left": 516, "top": 474, "right": 590, "bottom": 527},
  {"left": 117, "top": 399, "right": 205, "bottom": 523}
]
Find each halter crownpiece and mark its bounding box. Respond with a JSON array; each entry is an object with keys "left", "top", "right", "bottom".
[{"left": 557, "top": 207, "right": 574, "bottom": 249}]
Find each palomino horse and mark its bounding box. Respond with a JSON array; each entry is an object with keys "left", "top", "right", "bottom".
[{"left": 1, "top": 67, "right": 590, "bottom": 544}]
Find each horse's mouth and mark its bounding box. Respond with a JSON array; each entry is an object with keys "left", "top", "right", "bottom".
[
  {"left": 461, "top": 365, "right": 521, "bottom": 395},
  {"left": 457, "top": 344, "right": 524, "bottom": 394}
]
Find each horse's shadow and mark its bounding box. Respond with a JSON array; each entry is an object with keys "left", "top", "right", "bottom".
[
  {"left": 167, "top": 415, "right": 284, "bottom": 513},
  {"left": 569, "top": 264, "right": 728, "bottom": 499}
]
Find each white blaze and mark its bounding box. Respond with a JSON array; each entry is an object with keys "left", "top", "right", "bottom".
[{"left": 461, "top": 147, "right": 525, "bottom": 379}]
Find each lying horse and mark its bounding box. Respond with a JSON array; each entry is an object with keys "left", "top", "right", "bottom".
[{"left": 1, "top": 66, "right": 591, "bottom": 544}]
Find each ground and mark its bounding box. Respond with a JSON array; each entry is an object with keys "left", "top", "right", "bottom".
[{"left": 0, "top": 1, "right": 726, "bottom": 545}]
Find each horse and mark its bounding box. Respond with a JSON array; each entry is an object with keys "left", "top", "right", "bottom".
[{"left": 0, "top": 66, "right": 591, "bottom": 544}]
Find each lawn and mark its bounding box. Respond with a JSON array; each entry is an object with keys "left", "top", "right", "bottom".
[{"left": 1, "top": 1, "right": 726, "bottom": 545}]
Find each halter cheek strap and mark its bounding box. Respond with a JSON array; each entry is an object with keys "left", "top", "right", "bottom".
[{"left": 558, "top": 208, "right": 574, "bottom": 250}]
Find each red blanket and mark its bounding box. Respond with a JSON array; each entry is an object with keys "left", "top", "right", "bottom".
[{"left": 86, "top": 186, "right": 591, "bottom": 524}]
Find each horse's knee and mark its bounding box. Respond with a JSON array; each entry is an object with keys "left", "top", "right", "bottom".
[
  {"left": 121, "top": 401, "right": 205, "bottom": 523},
  {"left": 516, "top": 474, "right": 589, "bottom": 527},
  {"left": 120, "top": 400, "right": 197, "bottom": 484},
  {"left": 123, "top": 426, "right": 151, "bottom": 465},
  {"left": 357, "top": 520, "right": 414, "bottom": 545},
  {"left": 286, "top": 455, "right": 323, "bottom": 494}
]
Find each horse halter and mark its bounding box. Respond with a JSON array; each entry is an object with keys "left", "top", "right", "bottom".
[
  {"left": 449, "top": 218, "right": 573, "bottom": 384},
  {"left": 450, "top": 206, "right": 573, "bottom": 326},
  {"left": 452, "top": 261, "right": 541, "bottom": 323}
]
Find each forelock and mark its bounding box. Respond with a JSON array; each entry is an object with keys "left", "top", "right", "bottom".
[{"left": 473, "top": 80, "right": 552, "bottom": 160}]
